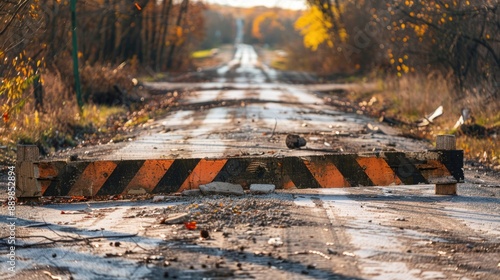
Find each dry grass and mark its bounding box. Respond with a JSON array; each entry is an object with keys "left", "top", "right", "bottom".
[
  {"left": 0, "top": 67, "right": 130, "bottom": 163},
  {"left": 343, "top": 72, "right": 499, "bottom": 169},
  {"left": 370, "top": 72, "right": 500, "bottom": 168}
]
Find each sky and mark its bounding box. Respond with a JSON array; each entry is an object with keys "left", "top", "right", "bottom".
[{"left": 201, "top": 0, "right": 307, "bottom": 10}]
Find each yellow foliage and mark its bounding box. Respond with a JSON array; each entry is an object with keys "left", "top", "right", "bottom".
[
  {"left": 295, "top": 6, "right": 332, "bottom": 51},
  {"left": 413, "top": 24, "right": 428, "bottom": 37},
  {"left": 252, "top": 11, "right": 277, "bottom": 40},
  {"left": 176, "top": 26, "right": 183, "bottom": 38}
]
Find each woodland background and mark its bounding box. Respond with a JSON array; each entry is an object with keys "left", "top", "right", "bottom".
[{"left": 0, "top": 0, "right": 499, "bottom": 166}]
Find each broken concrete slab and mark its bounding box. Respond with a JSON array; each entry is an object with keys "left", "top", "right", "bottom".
[
  {"left": 199, "top": 182, "right": 244, "bottom": 196},
  {"left": 250, "top": 184, "right": 276, "bottom": 194}
]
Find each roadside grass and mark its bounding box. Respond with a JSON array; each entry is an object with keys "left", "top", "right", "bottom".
[
  {"left": 346, "top": 72, "right": 500, "bottom": 169},
  {"left": 0, "top": 72, "right": 129, "bottom": 163},
  {"left": 270, "top": 58, "right": 287, "bottom": 71}
]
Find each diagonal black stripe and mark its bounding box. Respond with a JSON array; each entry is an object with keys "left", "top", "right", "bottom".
[
  {"left": 213, "top": 158, "right": 249, "bottom": 182},
  {"left": 384, "top": 152, "right": 427, "bottom": 185},
  {"left": 328, "top": 154, "right": 373, "bottom": 187},
  {"left": 96, "top": 160, "right": 145, "bottom": 196},
  {"left": 44, "top": 162, "right": 88, "bottom": 196},
  {"left": 153, "top": 158, "right": 200, "bottom": 193},
  {"left": 439, "top": 150, "right": 464, "bottom": 182},
  {"left": 282, "top": 157, "right": 322, "bottom": 189}
]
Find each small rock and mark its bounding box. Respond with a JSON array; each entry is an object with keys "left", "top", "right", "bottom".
[
  {"left": 199, "top": 182, "right": 244, "bottom": 196},
  {"left": 200, "top": 229, "right": 210, "bottom": 239},
  {"left": 182, "top": 189, "right": 202, "bottom": 196},
  {"left": 285, "top": 134, "right": 307, "bottom": 149},
  {"left": 148, "top": 255, "right": 164, "bottom": 261},
  {"left": 250, "top": 184, "right": 276, "bottom": 194},
  {"left": 327, "top": 248, "right": 338, "bottom": 255},
  {"left": 395, "top": 217, "right": 407, "bottom": 221},
  {"left": 152, "top": 195, "right": 166, "bottom": 202},
  {"left": 342, "top": 251, "right": 355, "bottom": 257},
  {"left": 268, "top": 237, "right": 284, "bottom": 247}
]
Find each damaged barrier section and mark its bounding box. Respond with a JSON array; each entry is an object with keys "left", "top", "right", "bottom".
[{"left": 16, "top": 135, "right": 463, "bottom": 198}]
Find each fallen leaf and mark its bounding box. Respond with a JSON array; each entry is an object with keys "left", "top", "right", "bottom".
[{"left": 184, "top": 221, "right": 197, "bottom": 230}]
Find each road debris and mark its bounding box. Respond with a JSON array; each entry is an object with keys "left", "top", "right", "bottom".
[
  {"left": 268, "top": 237, "right": 284, "bottom": 247},
  {"left": 200, "top": 229, "right": 210, "bottom": 239},
  {"left": 416, "top": 105, "right": 443, "bottom": 127},
  {"left": 60, "top": 210, "right": 88, "bottom": 214},
  {"left": 152, "top": 195, "right": 166, "bottom": 202},
  {"left": 285, "top": 134, "right": 307, "bottom": 149},
  {"left": 249, "top": 184, "right": 276, "bottom": 194},
  {"left": 342, "top": 251, "right": 356, "bottom": 257},
  {"left": 159, "top": 212, "right": 189, "bottom": 224},
  {"left": 182, "top": 189, "right": 202, "bottom": 196},
  {"left": 453, "top": 108, "right": 472, "bottom": 129},
  {"left": 327, "top": 248, "right": 338, "bottom": 255},
  {"left": 199, "top": 182, "right": 244, "bottom": 196},
  {"left": 184, "top": 221, "right": 197, "bottom": 230}
]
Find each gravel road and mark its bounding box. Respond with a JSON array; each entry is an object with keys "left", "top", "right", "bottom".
[{"left": 1, "top": 43, "right": 499, "bottom": 279}]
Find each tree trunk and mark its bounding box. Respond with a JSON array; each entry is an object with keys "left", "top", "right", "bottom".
[
  {"left": 155, "top": 0, "right": 173, "bottom": 71},
  {"left": 33, "top": 74, "right": 43, "bottom": 111},
  {"left": 166, "top": 0, "right": 189, "bottom": 70}
]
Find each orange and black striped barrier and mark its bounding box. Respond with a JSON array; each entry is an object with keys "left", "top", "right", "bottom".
[{"left": 15, "top": 143, "right": 464, "bottom": 197}]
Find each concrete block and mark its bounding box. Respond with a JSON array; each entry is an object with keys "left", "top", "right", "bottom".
[
  {"left": 250, "top": 184, "right": 276, "bottom": 194},
  {"left": 199, "top": 182, "right": 244, "bottom": 196}
]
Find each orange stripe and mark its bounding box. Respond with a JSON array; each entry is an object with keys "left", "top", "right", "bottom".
[
  {"left": 283, "top": 179, "right": 296, "bottom": 189},
  {"left": 356, "top": 157, "right": 402, "bottom": 186},
  {"left": 37, "top": 162, "right": 58, "bottom": 179},
  {"left": 68, "top": 161, "right": 117, "bottom": 196},
  {"left": 305, "top": 161, "right": 350, "bottom": 188},
  {"left": 417, "top": 159, "right": 451, "bottom": 179},
  {"left": 124, "top": 160, "right": 174, "bottom": 194},
  {"left": 179, "top": 159, "right": 227, "bottom": 191}
]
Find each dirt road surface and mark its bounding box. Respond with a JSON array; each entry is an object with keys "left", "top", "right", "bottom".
[{"left": 1, "top": 44, "right": 499, "bottom": 279}]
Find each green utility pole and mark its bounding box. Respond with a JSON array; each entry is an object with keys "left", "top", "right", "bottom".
[{"left": 71, "top": 0, "right": 83, "bottom": 110}]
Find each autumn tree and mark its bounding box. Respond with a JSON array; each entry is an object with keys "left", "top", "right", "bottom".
[
  {"left": 1, "top": 0, "right": 45, "bottom": 121},
  {"left": 389, "top": 0, "right": 499, "bottom": 96},
  {"left": 295, "top": 0, "right": 499, "bottom": 96}
]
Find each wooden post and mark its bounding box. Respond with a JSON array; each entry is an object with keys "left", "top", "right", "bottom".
[
  {"left": 16, "top": 145, "right": 41, "bottom": 197},
  {"left": 435, "top": 135, "right": 457, "bottom": 195}
]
